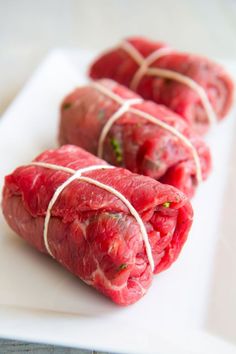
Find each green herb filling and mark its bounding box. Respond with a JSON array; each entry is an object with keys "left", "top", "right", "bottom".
[
  {"left": 118, "top": 263, "right": 128, "bottom": 271},
  {"left": 110, "top": 138, "right": 123, "bottom": 163},
  {"left": 97, "top": 109, "right": 106, "bottom": 120},
  {"left": 62, "top": 102, "right": 72, "bottom": 110}
]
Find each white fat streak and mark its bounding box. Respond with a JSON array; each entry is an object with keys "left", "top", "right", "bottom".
[
  {"left": 88, "top": 259, "right": 127, "bottom": 291},
  {"left": 91, "top": 81, "right": 202, "bottom": 184},
  {"left": 130, "top": 278, "right": 147, "bottom": 296},
  {"left": 120, "top": 40, "right": 216, "bottom": 125},
  {"left": 28, "top": 161, "right": 155, "bottom": 271}
]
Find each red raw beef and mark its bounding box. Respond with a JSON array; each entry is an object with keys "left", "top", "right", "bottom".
[
  {"left": 89, "top": 37, "right": 234, "bottom": 135},
  {"left": 59, "top": 79, "right": 211, "bottom": 198},
  {"left": 2, "top": 145, "right": 193, "bottom": 305}
]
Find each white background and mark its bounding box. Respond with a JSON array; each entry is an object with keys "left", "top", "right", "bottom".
[
  {"left": 0, "top": 47, "right": 235, "bottom": 354},
  {"left": 0, "top": 1, "right": 236, "bottom": 352}
]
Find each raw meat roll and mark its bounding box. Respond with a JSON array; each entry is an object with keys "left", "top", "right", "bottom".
[
  {"left": 59, "top": 79, "right": 211, "bottom": 198},
  {"left": 89, "top": 37, "right": 234, "bottom": 134},
  {"left": 2, "top": 145, "right": 193, "bottom": 305}
]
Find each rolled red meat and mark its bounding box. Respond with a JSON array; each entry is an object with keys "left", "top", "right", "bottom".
[
  {"left": 2, "top": 145, "right": 193, "bottom": 305},
  {"left": 89, "top": 37, "right": 234, "bottom": 134},
  {"left": 59, "top": 79, "right": 211, "bottom": 198}
]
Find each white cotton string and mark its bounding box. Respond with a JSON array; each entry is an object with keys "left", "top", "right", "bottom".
[
  {"left": 129, "top": 107, "right": 202, "bottom": 183},
  {"left": 121, "top": 41, "right": 174, "bottom": 91},
  {"left": 97, "top": 98, "right": 143, "bottom": 158},
  {"left": 91, "top": 81, "right": 126, "bottom": 105},
  {"left": 120, "top": 40, "right": 217, "bottom": 125},
  {"left": 77, "top": 176, "right": 155, "bottom": 272},
  {"left": 29, "top": 161, "right": 75, "bottom": 174},
  {"left": 120, "top": 40, "right": 144, "bottom": 65},
  {"left": 28, "top": 161, "right": 155, "bottom": 271},
  {"left": 91, "top": 81, "right": 202, "bottom": 184},
  {"left": 29, "top": 163, "right": 113, "bottom": 257},
  {"left": 120, "top": 40, "right": 173, "bottom": 91},
  {"left": 146, "top": 68, "right": 216, "bottom": 125}
]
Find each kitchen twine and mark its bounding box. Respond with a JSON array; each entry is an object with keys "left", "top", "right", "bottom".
[
  {"left": 91, "top": 81, "right": 202, "bottom": 184},
  {"left": 120, "top": 40, "right": 217, "bottom": 126},
  {"left": 28, "top": 161, "right": 155, "bottom": 271}
]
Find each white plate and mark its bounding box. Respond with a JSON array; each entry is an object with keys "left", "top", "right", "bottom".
[{"left": 0, "top": 49, "right": 236, "bottom": 354}]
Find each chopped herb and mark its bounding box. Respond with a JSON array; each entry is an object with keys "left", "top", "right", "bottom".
[
  {"left": 163, "top": 202, "right": 171, "bottom": 208},
  {"left": 118, "top": 263, "right": 128, "bottom": 271},
  {"left": 110, "top": 138, "right": 123, "bottom": 163},
  {"left": 104, "top": 212, "right": 120, "bottom": 219},
  {"left": 109, "top": 212, "right": 120, "bottom": 219},
  {"left": 97, "top": 109, "right": 106, "bottom": 120},
  {"left": 62, "top": 102, "right": 72, "bottom": 110}
]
